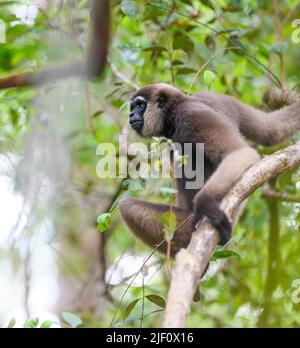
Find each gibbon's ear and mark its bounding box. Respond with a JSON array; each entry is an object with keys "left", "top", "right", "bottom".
[{"left": 157, "top": 92, "right": 168, "bottom": 109}]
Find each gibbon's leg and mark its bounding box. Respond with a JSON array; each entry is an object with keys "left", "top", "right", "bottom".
[
  {"left": 192, "top": 146, "right": 260, "bottom": 245},
  {"left": 119, "top": 197, "right": 192, "bottom": 255}
]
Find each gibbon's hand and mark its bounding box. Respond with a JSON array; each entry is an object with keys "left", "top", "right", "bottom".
[{"left": 191, "top": 198, "right": 232, "bottom": 245}]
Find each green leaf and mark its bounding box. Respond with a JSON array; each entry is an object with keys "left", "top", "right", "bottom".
[
  {"left": 123, "top": 299, "right": 140, "bottom": 320},
  {"left": 172, "top": 59, "right": 184, "bottom": 66},
  {"left": 203, "top": 70, "right": 216, "bottom": 87},
  {"left": 181, "top": 0, "right": 193, "bottom": 4},
  {"left": 222, "top": 5, "right": 242, "bottom": 12},
  {"left": 173, "top": 34, "right": 194, "bottom": 55},
  {"left": 142, "top": 46, "right": 167, "bottom": 53},
  {"left": 121, "top": 0, "right": 138, "bottom": 19},
  {"left": 24, "top": 318, "right": 39, "bottom": 328},
  {"left": 176, "top": 67, "right": 197, "bottom": 76},
  {"left": 211, "top": 250, "right": 240, "bottom": 261},
  {"left": 205, "top": 35, "right": 216, "bottom": 51},
  {"left": 40, "top": 320, "right": 54, "bottom": 328},
  {"left": 269, "top": 42, "right": 289, "bottom": 56},
  {"left": 146, "top": 295, "right": 166, "bottom": 308},
  {"left": 158, "top": 211, "right": 176, "bottom": 226},
  {"left": 229, "top": 36, "right": 246, "bottom": 54},
  {"left": 62, "top": 312, "right": 83, "bottom": 328},
  {"left": 122, "top": 179, "right": 144, "bottom": 194},
  {"left": 155, "top": 211, "right": 177, "bottom": 241},
  {"left": 167, "top": 211, "right": 177, "bottom": 236},
  {"left": 10, "top": 108, "right": 19, "bottom": 126},
  {"left": 97, "top": 213, "right": 112, "bottom": 233},
  {"left": 92, "top": 110, "right": 103, "bottom": 118},
  {"left": 200, "top": 0, "right": 216, "bottom": 13},
  {"left": 7, "top": 318, "right": 15, "bottom": 328}
]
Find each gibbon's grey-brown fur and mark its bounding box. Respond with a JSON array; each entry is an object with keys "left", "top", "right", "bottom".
[{"left": 119, "top": 83, "right": 300, "bottom": 255}]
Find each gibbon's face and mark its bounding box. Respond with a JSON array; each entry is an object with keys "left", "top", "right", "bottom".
[
  {"left": 129, "top": 83, "right": 179, "bottom": 138},
  {"left": 129, "top": 95, "right": 148, "bottom": 134}
]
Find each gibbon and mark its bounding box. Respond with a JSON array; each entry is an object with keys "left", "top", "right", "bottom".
[{"left": 119, "top": 83, "right": 300, "bottom": 255}]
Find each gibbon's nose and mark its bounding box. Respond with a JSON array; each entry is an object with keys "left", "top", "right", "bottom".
[
  {"left": 129, "top": 112, "right": 144, "bottom": 132},
  {"left": 129, "top": 112, "right": 142, "bottom": 124}
]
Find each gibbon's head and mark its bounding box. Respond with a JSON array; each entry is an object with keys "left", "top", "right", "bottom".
[{"left": 129, "top": 83, "right": 185, "bottom": 138}]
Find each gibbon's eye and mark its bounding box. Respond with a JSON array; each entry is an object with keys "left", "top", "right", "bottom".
[{"left": 136, "top": 102, "right": 146, "bottom": 111}]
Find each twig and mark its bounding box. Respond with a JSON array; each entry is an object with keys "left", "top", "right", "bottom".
[
  {"left": 109, "top": 240, "right": 164, "bottom": 327},
  {"left": 108, "top": 58, "right": 139, "bottom": 90},
  {"left": 262, "top": 187, "right": 300, "bottom": 203}
]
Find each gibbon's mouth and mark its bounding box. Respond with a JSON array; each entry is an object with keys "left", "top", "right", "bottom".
[{"left": 130, "top": 120, "right": 144, "bottom": 132}]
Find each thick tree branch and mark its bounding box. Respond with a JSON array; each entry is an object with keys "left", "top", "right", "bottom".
[
  {"left": 162, "top": 141, "right": 300, "bottom": 328},
  {"left": 87, "top": 0, "right": 110, "bottom": 77},
  {"left": 0, "top": 0, "right": 110, "bottom": 89}
]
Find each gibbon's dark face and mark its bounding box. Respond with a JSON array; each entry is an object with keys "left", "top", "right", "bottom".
[
  {"left": 129, "top": 83, "right": 182, "bottom": 138},
  {"left": 129, "top": 95, "right": 147, "bottom": 134}
]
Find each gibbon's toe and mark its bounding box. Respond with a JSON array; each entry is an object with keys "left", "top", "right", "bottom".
[
  {"left": 192, "top": 204, "right": 232, "bottom": 245},
  {"left": 212, "top": 213, "right": 232, "bottom": 245},
  {"left": 191, "top": 210, "right": 204, "bottom": 231}
]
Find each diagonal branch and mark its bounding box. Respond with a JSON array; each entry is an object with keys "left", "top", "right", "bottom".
[
  {"left": 162, "top": 141, "right": 300, "bottom": 328},
  {"left": 0, "top": 0, "right": 110, "bottom": 89}
]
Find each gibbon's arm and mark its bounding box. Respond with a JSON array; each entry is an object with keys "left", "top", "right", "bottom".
[
  {"left": 194, "top": 92, "right": 300, "bottom": 146},
  {"left": 238, "top": 99, "right": 300, "bottom": 146}
]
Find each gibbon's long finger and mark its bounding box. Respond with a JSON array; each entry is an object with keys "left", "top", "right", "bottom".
[
  {"left": 119, "top": 197, "right": 192, "bottom": 255},
  {"left": 213, "top": 211, "right": 232, "bottom": 245}
]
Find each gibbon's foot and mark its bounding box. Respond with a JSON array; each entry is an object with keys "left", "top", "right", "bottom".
[{"left": 191, "top": 200, "right": 232, "bottom": 245}]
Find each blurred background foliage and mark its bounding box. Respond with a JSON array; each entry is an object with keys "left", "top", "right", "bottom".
[{"left": 0, "top": 0, "right": 300, "bottom": 328}]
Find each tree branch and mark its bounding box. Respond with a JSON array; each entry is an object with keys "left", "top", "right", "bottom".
[
  {"left": 0, "top": 0, "right": 110, "bottom": 89},
  {"left": 262, "top": 186, "right": 300, "bottom": 203},
  {"left": 162, "top": 141, "right": 300, "bottom": 328}
]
